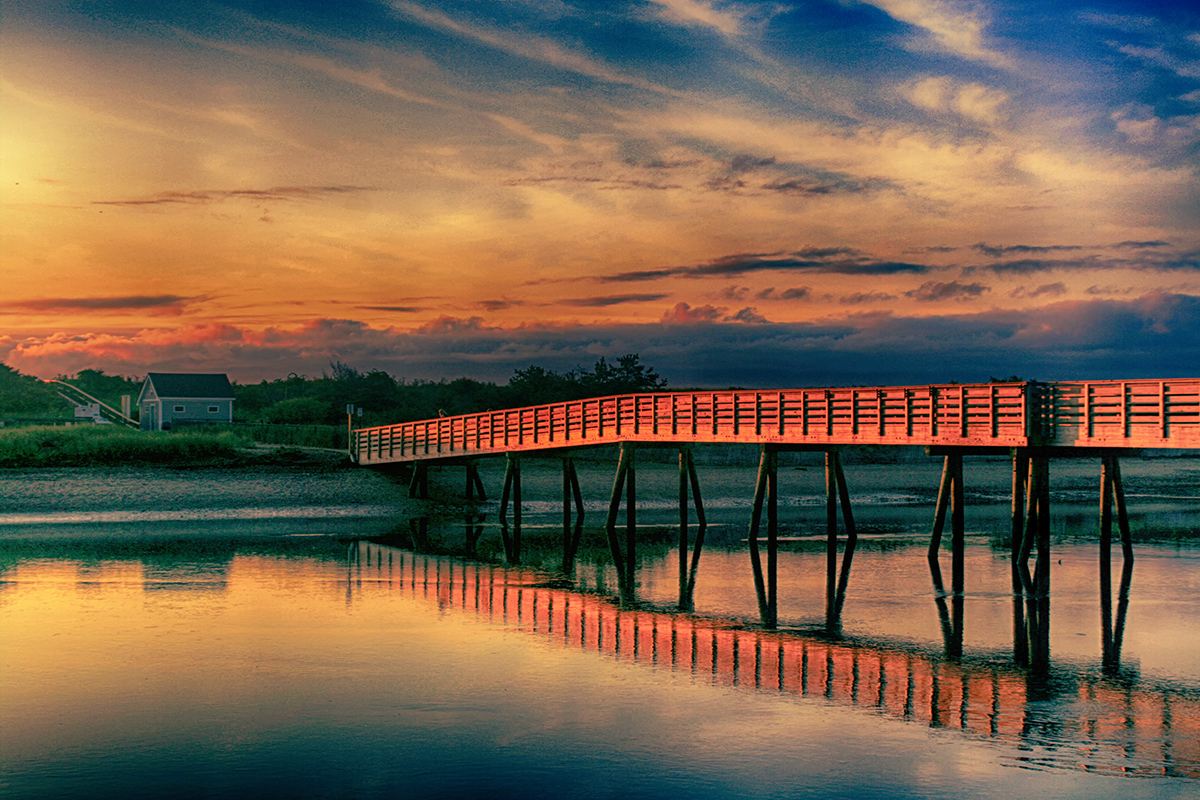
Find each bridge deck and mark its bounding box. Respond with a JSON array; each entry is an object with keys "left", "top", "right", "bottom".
[{"left": 353, "top": 379, "right": 1200, "bottom": 465}]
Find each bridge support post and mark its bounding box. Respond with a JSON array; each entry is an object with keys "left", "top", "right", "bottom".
[
  {"left": 562, "top": 457, "right": 584, "bottom": 572},
  {"left": 409, "top": 462, "right": 429, "bottom": 499},
  {"left": 465, "top": 461, "right": 486, "bottom": 501},
  {"left": 826, "top": 450, "right": 858, "bottom": 632},
  {"left": 1100, "top": 454, "right": 1134, "bottom": 671},
  {"left": 927, "top": 453, "right": 964, "bottom": 659},
  {"left": 1010, "top": 451, "right": 1029, "bottom": 665},
  {"left": 747, "top": 446, "right": 777, "bottom": 627},
  {"left": 604, "top": 444, "right": 636, "bottom": 591},
  {"left": 500, "top": 454, "right": 521, "bottom": 563},
  {"left": 678, "top": 447, "right": 707, "bottom": 610},
  {"left": 1015, "top": 454, "right": 1051, "bottom": 670}
]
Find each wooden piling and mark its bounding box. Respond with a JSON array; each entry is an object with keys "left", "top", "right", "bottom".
[
  {"left": 682, "top": 449, "right": 708, "bottom": 605},
  {"left": 747, "top": 447, "right": 771, "bottom": 625},
  {"left": 831, "top": 451, "right": 857, "bottom": 621},
  {"left": 605, "top": 444, "right": 632, "bottom": 583},
  {"left": 625, "top": 446, "right": 637, "bottom": 580},
  {"left": 825, "top": 452, "right": 838, "bottom": 626},
  {"left": 1010, "top": 452, "right": 1029, "bottom": 665}
]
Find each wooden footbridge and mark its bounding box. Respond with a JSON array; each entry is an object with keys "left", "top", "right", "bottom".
[{"left": 351, "top": 379, "right": 1200, "bottom": 666}]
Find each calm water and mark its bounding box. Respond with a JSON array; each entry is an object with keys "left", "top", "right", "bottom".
[{"left": 2, "top": 456, "right": 1199, "bottom": 798}]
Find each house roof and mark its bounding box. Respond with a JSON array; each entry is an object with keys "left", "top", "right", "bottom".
[{"left": 143, "top": 373, "right": 235, "bottom": 400}]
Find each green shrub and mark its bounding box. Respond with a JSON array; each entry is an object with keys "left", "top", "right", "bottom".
[{"left": 0, "top": 425, "right": 250, "bottom": 467}]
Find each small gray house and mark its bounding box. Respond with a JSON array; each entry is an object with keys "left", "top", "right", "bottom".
[{"left": 138, "top": 373, "right": 235, "bottom": 431}]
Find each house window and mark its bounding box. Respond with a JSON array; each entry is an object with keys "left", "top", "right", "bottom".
[
  {"left": 173, "top": 405, "right": 185, "bottom": 413},
  {"left": 208, "top": 406, "right": 219, "bottom": 413}
]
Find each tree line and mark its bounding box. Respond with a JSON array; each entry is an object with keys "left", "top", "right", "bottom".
[{"left": 0, "top": 355, "right": 668, "bottom": 428}]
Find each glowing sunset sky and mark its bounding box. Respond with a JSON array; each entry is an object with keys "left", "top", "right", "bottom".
[{"left": 2, "top": 1, "right": 1198, "bottom": 386}]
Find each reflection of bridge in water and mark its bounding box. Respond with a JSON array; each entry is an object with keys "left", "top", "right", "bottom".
[{"left": 353, "top": 542, "right": 1200, "bottom": 780}]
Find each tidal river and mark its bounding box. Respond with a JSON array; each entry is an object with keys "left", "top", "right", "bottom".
[{"left": 1, "top": 454, "right": 1198, "bottom": 799}]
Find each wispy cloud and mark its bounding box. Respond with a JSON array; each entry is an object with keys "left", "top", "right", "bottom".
[
  {"left": 862, "top": 0, "right": 1012, "bottom": 67},
  {"left": 389, "top": 1, "right": 682, "bottom": 96},
  {"left": 93, "top": 185, "right": 377, "bottom": 207}
]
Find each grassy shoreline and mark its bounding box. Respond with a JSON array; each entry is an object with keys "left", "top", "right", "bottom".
[{"left": 0, "top": 425, "right": 350, "bottom": 469}]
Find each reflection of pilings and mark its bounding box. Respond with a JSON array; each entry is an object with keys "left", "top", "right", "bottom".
[
  {"left": 464, "top": 513, "right": 484, "bottom": 556},
  {"left": 678, "top": 448, "right": 707, "bottom": 609},
  {"left": 357, "top": 543, "right": 1200, "bottom": 781}
]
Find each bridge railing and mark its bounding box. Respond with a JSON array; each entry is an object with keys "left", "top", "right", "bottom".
[
  {"left": 1036, "top": 379, "right": 1200, "bottom": 448},
  {"left": 353, "top": 379, "right": 1200, "bottom": 464},
  {"left": 353, "top": 382, "right": 1034, "bottom": 464}
]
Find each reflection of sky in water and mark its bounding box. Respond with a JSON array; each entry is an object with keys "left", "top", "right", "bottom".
[
  {"left": 2, "top": 547, "right": 1197, "bottom": 799},
  {"left": 0, "top": 506, "right": 402, "bottom": 525},
  {"left": 2, "top": 461, "right": 1199, "bottom": 797}
]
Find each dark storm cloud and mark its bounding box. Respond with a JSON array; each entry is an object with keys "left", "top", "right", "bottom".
[
  {"left": 561, "top": 294, "right": 670, "bottom": 307},
  {"left": 840, "top": 291, "right": 896, "bottom": 304},
  {"left": 30, "top": 293, "right": 1198, "bottom": 388},
  {"left": 93, "top": 185, "right": 378, "bottom": 206},
  {"left": 1010, "top": 283, "right": 1068, "bottom": 299},
  {"left": 730, "top": 155, "right": 777, "bottom": 172},
  {"left": 757, "top": 287, "right": 814, "bottom": 301},
  {"left": 975, "top": 257, "right": 1104, "bottom": 274},
  {"left": 1157, "top": 250, "right": 1200, "bottom": 270},
  {"left": 477, "top": 300, "right": 524, "bottom": 311},
  {"left": 729, "top": 307, "right": 769, "bottom": 323},
  {"left": 359, "top": 306, "right": 426, "bottom": 313},
  {"left": 603, "top": 249, "right": 927, "bottom": 283},
  {"left": 3, "top": 295, "right": 197, "bottom": 312},
  {"left": 973, "top": 243, "right": 1085, "bottom": 257},
  {"left": 974, "top": 249, "right": 1200, "bottom": 274},
  {"left": 905, "top": 281, "right": 990, "bottom": 301}
]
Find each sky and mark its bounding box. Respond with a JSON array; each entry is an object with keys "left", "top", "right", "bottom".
[{"left": 2, "top": 0, "right": 1198, "bottom": 388}]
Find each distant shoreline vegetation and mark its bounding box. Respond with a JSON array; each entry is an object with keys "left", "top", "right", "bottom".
[
  {"left": 0, "top": 426, "right": 347, "bottom": 469},
  {"left": 0, "top": 355, "right": 669, "bottom": 431}
]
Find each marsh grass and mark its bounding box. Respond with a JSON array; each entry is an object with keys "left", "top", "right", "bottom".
[{"left": 0, "top": 425, "right": 250, "bottom": 467}]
